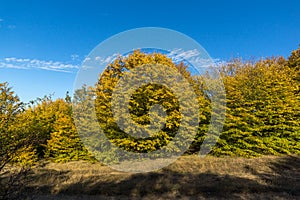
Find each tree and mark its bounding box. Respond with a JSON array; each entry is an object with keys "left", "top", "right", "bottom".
[
  {"left": 24, "top": 96, "right": 59, "bottom": 158},
  {"left": 44, "top": 99, "right": 93, "bottom": 162},
  {"left": 94, "top": 50, "right": 201, "bottom": 159},
  {"left": 73, "top": 85, "right": 120, "bottom": 163},
  {"left": 65, "top": 91, "right": 71, "bottom": 103},
  {"left": 0, "top": 82, "right": 36, "bottom": 169},
  {"left": 214, "top": 58, "right": 300, "bottom": 157},
  {"left": 287, "top": 46, "right": 300, "bottom": 94},
  {"left": 0, "top": 82, "right": 37, "bottom": 199},
  {"left": 288, "top": 46, "right": 300, "bottom": 70}
]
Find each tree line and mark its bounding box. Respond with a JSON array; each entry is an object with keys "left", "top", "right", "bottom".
[{"left": 1, "top": 47, "right": 299, "bottom": 166}]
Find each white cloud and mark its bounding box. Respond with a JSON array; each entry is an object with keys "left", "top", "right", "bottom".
[
  {"left": 0, "top": 57, "right": 79, "bottom": 73},
  {"left": 83, "top": 57, "right": 91, "bottom": 62},
  {"left": 94, "top": 53, "right": 119, "bottom": 65},
  {"left": 167, "top": 48, "right": 226, "bottom": 68},
  {"left": 81, "top": 54, "right": 119, "bottom": 71},
  {"left": 167, "top": 49, "right": 200, "bottom": 62},
  {"left": 71, "top": 54, "right": 79, "bottom": 61},
  {"left": 81, "top": 51, "right": 227, "bottom": 72}
]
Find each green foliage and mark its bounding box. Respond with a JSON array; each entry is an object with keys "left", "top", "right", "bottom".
[
  {"left": 44, "top": 99, "right": 94, "bottom": 163},
  {"left": 213, "top": 58, "right": 300, "bottom": 157},
  {"left": 287, "top": 46, "right": 300, "bottom": 94},
  {"left": 288, "top": 46, "right": 300, "bottom": 70},
  {"left": 72, "top": 85, "right": 120, "bottom": 163}
]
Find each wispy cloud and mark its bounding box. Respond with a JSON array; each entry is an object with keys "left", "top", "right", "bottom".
[
  {"left": 82, "top": 54, "right": 119, "bottom": 70},
  {"left": 0, "top": 19, "right": 16, "bottom": 29},
  {"left": 0, "top": 57, "right": 79, "bottom": 73},
  {"left": 167, "top": 49, "right": 200, "bottom": 62},
  {"left": 94, "top": 53, "right": 119, "bottom": 65},
  {"left": 71, "top": 54, "right": 80, "bottom": 61},
  {"left": 81, "top": 50, "right": 226, "bottom": 72},
  {"left": 167, "top": 48, "right": 226, "bottom": 67}
]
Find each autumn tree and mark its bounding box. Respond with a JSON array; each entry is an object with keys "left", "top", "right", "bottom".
[
  {"left": 44, "top": 98, "right": 93, "bottom": 162},
  {"left": 0, "top": 82, "right": 37, "bottom": 199},
  {"left": 72, "top": 85, "right": 120, "bottom": 163},
  {"left": 214, "top": 58, "right": 300, "bottom": 156},
  {"left": 0, "top": 82, "right": 37, "bottom": 169},
  {"left": 93, "top": 50, "right": 201, "bottom": 160},
  {"left": 287, "top": 46, "right": 300, "bottom": 95},
  {"left": 288, "top": 46, "right": 300, "bottom": 71}
]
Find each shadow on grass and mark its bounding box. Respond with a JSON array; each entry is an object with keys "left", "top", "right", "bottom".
[
  {"left": 245, "top": 155, "right": 300, "bottom": 197},
  {"left": 26, "top": 156, "right": 300, "bottom": 199},
  {"left": 59, "top": 171, "right": 267, "bottom": 199},
  {"left": 26, "top": 168, "right": 71, "bottom": 195}
]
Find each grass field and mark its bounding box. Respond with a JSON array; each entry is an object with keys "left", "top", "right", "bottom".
[{"left": 11, "top": 155, "right": 300, "bottom": 199}]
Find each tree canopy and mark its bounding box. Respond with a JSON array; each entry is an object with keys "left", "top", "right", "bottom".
[{"left": 1, "top": 47, "right": 300, "bottom": 166}]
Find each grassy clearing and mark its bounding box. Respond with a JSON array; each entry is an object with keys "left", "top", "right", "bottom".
[{"left": 15, "top": 155, "right": 300, "bottom": 199}]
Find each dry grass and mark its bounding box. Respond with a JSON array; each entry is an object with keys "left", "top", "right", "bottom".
[{"left": 19, "top": 155, "right": 300, "bottom": 199}]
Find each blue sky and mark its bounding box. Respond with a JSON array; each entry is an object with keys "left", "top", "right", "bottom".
[{"left": 0, "top": 0, "right": 299, "bottom": 102}]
